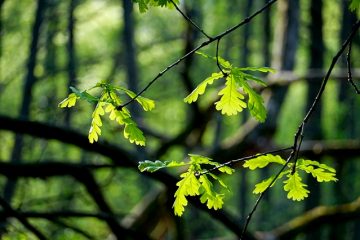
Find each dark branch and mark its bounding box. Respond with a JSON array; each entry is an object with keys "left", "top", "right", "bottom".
[
  {"left": 0, "top": 197, "right": 48, "bottom": 240},
  {"left": 240, "top": 19, "right": 360, "bottom": 239},
  {"left": 169, "top": 0, "right": 211, "bottom": 39},
  {"left": 346, "top": 40, "right": 360, "bottom": 93},
  {"left": 118, "top": 0, "right": 278, "bottom": 109},
  {"left": 265, "top": 196, "right": 360, "bottom": 239}
]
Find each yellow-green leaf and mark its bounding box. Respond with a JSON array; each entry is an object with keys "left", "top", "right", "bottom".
[
  {"left": 283, "top": 172, "right": 309, "bottom": 201},
  {"left": 184, "top": 72, "right": 223, "bottom": 103},
  {"left": 173, "top": 171, "right": 201, "bottom": 216},
  {"left": 215, "top": 75, "right": 246, "bottom": 116},
  {"left": 124, "top": 123, "right": 145, "bottom": 146},
  {"left": 58, "top": 93, "right": 78, "bottom": 108},
  {"left": 88, "top": 102, "right": 105, "bottom": 144},
  {"left": 243, "top": 154, "right": 285, "bottom": 170}
]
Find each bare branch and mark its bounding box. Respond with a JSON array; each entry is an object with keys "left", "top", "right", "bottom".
[
  {"left": 118, "top": 0, "right": 278, "bottom": 109},
  {"left": 264, "top": 196, "right": 360, "bottom": 239},
  {"left": 346, "top": 40, "right": 360, "bottom": 94},
  {"left": 0, "top": 197, "right": 48, "bottom": 240},
  {"left": 169, "top": 0, "right": 211, "bottom": 39}
]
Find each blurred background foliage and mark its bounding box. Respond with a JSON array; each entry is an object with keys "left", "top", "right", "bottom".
[{"left": 0, "top": 0, "right": 360, "bottom": 239}]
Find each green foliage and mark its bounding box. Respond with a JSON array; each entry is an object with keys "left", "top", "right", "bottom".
[
  {"left": 132, "top": 0, "right": 179, "bottom": 13},
  {"left": 243, "top": 154, "right": 337, "bottom": 201},
  {"left": 350, "top": 0, "right": 360, "bottom": 11},
  {"left": 184, "top": 52, "right": 274, "bottom": 122},
  {"left": 243, "top": 154, "right": 285, "bottom": 170},
  {"left": 138, "top": 154, "right": 234, "bottom": 216},
  {"left": 59, "top": 82, "right": 155, "bottom": 146}
]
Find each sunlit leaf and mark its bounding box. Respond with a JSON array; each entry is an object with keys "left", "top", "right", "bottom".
[
  {"left": 184, "top": 72, "right": 223, "bottom": 103},
  {"left": 215, "top": 75, "right": 247, "bottom": 116},
  {"left": 138, "top": 160, "right": 187, "bottom": 172},
  {"left": 238, "top": 78, "right": 267, "bottom": 122},
  {"left": 243, "top": 154, "right": 285, "bottom": 170},
  {"left": 70, "top": 86, "right": 98, "bottom": 104},
  {"left": 199, "top": 175, "right": 224, "bottom": 210},
  {"left": 297, "top": 159, "right": 337, "bottom": 182},
  {"left": 121, "top": 88, "right": 155, "bottom": 111},
  {"left": 88, "top": 102, "right": 106, "bottom": 143},
  {"left": 173, "top": 171, "right": 201, "bottom": 216},
  {"left": 253, "top": 170, "right": 289, "bottom": 194},
  {"left": 283, "top": 172, "right": 309, "bottom": 201},
  {"left": 238, "top": 67, "right": 275, "bottom": 73},
  {"left": 124, "top": 121, "right": 146, "bottom": 146},
  {"left": 58, "top": 93, "right": 78, "bottom": 108}
]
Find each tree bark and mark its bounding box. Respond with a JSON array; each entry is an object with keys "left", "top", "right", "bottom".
[{"left": 2, "top": 0, "right": 46, "bottom": 218}]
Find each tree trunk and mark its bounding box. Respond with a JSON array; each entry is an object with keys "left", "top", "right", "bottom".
[
  {"left": 65, "top": 0, "right": 78, "bottom": 126},
  {"left": 305, "top": 0, "right": 324, "bottom": 239},
  {"left": 1, "top": 0, "right": 46, "bottom": 234}
]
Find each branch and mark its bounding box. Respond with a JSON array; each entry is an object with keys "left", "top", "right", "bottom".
[
  {"left": 118, "top": 0, "right": 278, "bottom": 109},
  {"left": 262, "top": 196, "right": 360, "bottom": 239},
  {"left": 240, "top": 19, "right": 360, "bottom": 239},
  {"left": 0, "top": 114, "right": 137, "bottom": 168},
  {"left": 0, "top": 116, "right": 248, "bottom": 236},
  {"left": 169, "top": 0, "right": 211, "bottom": 39},
  {"left": 0, "top": 197, "right": 48, "bottom": 240},
  {"left": 346, "top": 40, "right": 360, "bottom": 93}
]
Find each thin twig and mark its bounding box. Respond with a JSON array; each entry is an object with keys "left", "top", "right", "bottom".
[
  {"left": 170, "top": 0, "right": 211, "bottom": 39},
  {"left": 117, "top": 0, "right": 278, "bottom": 110},
  {"left": 197, "top": 147, "right": 292, "bottom": 176},
  {"left": 240, "top": 19, "right": 360, "bottom": 239},
  {"left": 215, "top": 39, "right": 228, "bottom": 77},
  {"left": 346, "top": 40, "right": 360, "bottom": 94}
]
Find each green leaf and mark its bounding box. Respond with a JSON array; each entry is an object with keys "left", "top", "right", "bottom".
[
  {"left": 199, "top": 175, "right": 224, "bottom": 210},
  {"left": 121, "top": 88, "right": 155, "bottom": 111},
  {"left": 283, "top": 172, "right": 310, "bottom": 201},
  {"left": 133, "top": 0, "right": 178, "bottom": 13},
  {"left": 207, "top": 173, "right": 231, "bottom": 191},
  {"left": 184, "top": 72, "right": 223, "bottom": 103},
  {"left": 253, "top": 170, "right": 289, "bottom": 194},
  {"left": 58, "top": 93, "right": 78, "bottom": 108},
  {"left": 237, "top": 78, "right": 267, "bottom": 122},
  {"left": 173, "top": 171, "right": 201, "bottom": 216},
  {"left": 70, "top": 86, "right": 99, "bottom": 104},
  {"left": 88, "top": 102, "right": 106, "bottom": 143},
  {"left": 138, "top": 160, "right": 187, "bottom": 172},
  {"left": 218, "top": 166, "right": 235, "bottom": 175},
  {"left": 253, "top": 176, "right": 275, "bottom": 194},
  {"left": 123, "top": 120, "right": 146, "bottom": 146},
  {"left": 188, "top": 154, "right": 213, "bottom": 165},
  {"left": 297, "top": 159, "right": 337, "bottom": 182},
  {"left": 238, "top": 67, "right": 275, "bottom": 73},
  {"left": 243, "top": 154, "right": 286, "bottom": 170},
  {"left": 299, "top": 159, "right": 336, "bottom": 173},
  {"left": 350, "top": 0, "right": 360, "bottom": 11},
  {"left": 215, "top": 75, "right": 247, "bottom": 116},
  {"left": 196, "top": 51, "right": 232, "bottom": 69}
]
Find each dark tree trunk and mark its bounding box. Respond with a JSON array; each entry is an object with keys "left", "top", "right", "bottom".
[
  {"left": 305, "top": 0, "right": 324, "bottom": 239},
  {"left": 65, "top": 0, "right": 78, "bottom": 126},
  {"left": 3, "top": 0, "right": 46, "bottom": 200},
  {"left": 1, "top": 0, "right": 46, "bottom": 234},
  {"left": 123, "top": 0, "right": 140, "bottom": 118}
]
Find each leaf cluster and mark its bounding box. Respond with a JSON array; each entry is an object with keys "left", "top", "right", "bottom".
[
  {"left": 184, "top": 53, "right": 274, "bottom": 122},
  {"left": 59, "top": 82, "right": 155, "bottom": 146},
  {"left": 132, "top": 0, "right": 178, "bottom": 13},
  {"left": 243, "top": 154, "right": 337, "bottom": 201},
  {"left": 139, "top": 154, "right": 234, "bottom": 216}
]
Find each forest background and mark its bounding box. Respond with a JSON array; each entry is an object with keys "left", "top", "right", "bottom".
[{"left": 0, "top": 0, "right": 360, "bottom": 239}]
